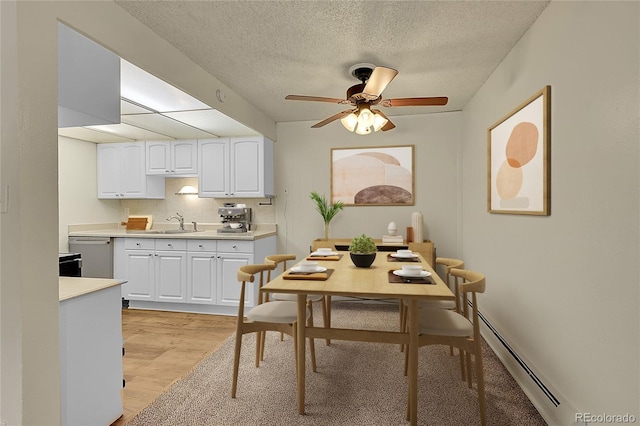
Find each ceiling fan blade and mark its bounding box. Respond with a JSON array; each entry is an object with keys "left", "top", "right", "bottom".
[
  {"left": 372, "top": 109, "right": 396, "bottom": 131},
  {"left": 362, "top": 66, "right": 398, "bottom": 98},
  {"left": 382, "top": 97, "right": 448, "bottom": 107},
  {"left": 285, "top": 95, "right": 348, "bottom": 104},
  {"left": 311, "top": 109, "right": 355, "bottom": 128}
]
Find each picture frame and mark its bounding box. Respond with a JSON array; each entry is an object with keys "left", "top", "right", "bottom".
[
  {"left": 331, "top": 145, "right": 415, "bottom": 206},
  {"left": 487, "top": 86, "right": 550, "bottom": 215}
]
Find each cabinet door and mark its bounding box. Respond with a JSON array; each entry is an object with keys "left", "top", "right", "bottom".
[
  {"left": 122, "top": 250, "right": 155, "bottom": 300},
  {"left": 97, "top": 144, "right": 123, "bottom": 199},
  {"left": 187, "top": 252, "right": 218, "bottom": 304},
  {"left": 155, "top": 251, "right": 187, "bottom": 303},
  {"left": 231, "top": 137, "right": 263, "bottom": 197},
  {"left": 146, "top": 141, "right": 171, "bottom": 175},
  {"left": 217, "top": 253, "right": 253, "bottom": 307},
  {"left": 121, "top": 143, "right": 148, "bottom": 198},
  {"left": 171, "top": 140, "right": 198, "bottom": 176},
  {"left": 198, "top": 138, "right": 230, "bottom": 197}
]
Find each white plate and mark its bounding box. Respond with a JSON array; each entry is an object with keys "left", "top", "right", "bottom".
[
  {"left": 311, "top": 251, "right": 339, "bottom": 256},
  {"left": 393, "top": 270, "right": 432, "bottom": 278},
  {"left": 291, "top": 266, "right": 327, "bottom": 273},
  {"left": 390, "top": 253, "right": 419, "bottom": 259}
]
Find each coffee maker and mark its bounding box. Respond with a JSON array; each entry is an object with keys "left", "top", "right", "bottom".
[{"left": 217, "top": 206, "right": 252, "bottom": 233}]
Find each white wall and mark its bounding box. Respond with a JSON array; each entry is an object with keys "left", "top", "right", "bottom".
[
  {"left": 275, "top": 112, "right": 461, "bottom": 261},
  {"left": 460, "top": 1, "right": 639, "bottom": 423}
]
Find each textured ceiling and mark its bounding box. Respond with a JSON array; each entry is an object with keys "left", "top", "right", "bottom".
[{"left": 115, "top": 0, "right": 550, "bottom": 126}]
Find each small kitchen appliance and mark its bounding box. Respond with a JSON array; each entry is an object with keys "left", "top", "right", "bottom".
[{"left": 218, "top": 206, "right": 252, "bottom": 233}]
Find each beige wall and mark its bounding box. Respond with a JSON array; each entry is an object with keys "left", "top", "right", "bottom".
[
  {"left": 275, "top": 113, "right": 461, "bottom": 259},
  {"left": 460, "top": 1, "right": 639, "bottom": 422},
  {"left": 58, "top": 137, "right": 120, "bottom": 251}
]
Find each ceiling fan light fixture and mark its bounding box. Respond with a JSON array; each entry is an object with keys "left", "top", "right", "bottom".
[
  {"left": 354, "top": 125, "right": 372, "bottom": 135},
  {"left": 357, "top": 105, "right": 375, "bottom": 128},
  {"left": 340, "top": 113, "right": 358, "bottom": 132},
  {"left": 372, "top": 113, "right": 388, "bottom": 132}
]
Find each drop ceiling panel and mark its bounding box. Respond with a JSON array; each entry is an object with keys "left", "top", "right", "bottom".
[
  {"left": 163, "top": 110, "right": 259, "bottom": 137},
  {"left": 86, "top": 122, "right": 172, "bottom": 141},
  {"left": 122, "top": 113, "right": 219, "bottom": 139},
  {"left": 58, "top": 127, "right": 134, "bottom": 143}
]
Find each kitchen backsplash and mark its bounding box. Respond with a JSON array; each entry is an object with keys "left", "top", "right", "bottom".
[{"left": 120, "top": 177, "right": 275, "bottom": 227}]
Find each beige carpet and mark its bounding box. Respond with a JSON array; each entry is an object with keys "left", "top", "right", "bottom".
[{"left": 125, "top": 301, "right": 546, "bottom": 425}]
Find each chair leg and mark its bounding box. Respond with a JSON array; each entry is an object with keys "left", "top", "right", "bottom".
[
  {"left": 459, "top": 348, "right": 466, "bottom": 382},
  {"left": 260, "top": 331, "right": 266, "bottom": 361},
  {"left": 475, "top": 345, "right": 487, "bottom": 426},
  {"left": 231, "top": 320, "right": 244, "bottom": 398},
  {"left": 255, "top": 332, "right": 262, "bottom": 367},
  {"left": 466, "top": 351, "right": 473, "bottom": 387}
]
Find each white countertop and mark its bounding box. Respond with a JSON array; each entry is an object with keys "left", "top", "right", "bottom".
[
  {"left": 59, "top": 277, "right": 126, "bottom": 301},
  {"left": 68, "top": 226, "right": 276, "bottom": 241}
]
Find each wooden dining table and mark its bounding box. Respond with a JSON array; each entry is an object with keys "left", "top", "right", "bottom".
[{"left": 260, "top": 250, "right": 455, "bottom": 425}]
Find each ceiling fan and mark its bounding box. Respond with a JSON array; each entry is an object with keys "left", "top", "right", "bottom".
[{"left": 285, "top": 63, "right": 448, "bottom": 134}]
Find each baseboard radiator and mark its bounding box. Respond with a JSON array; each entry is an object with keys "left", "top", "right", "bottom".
[{"left": 477, "top": 310, "right": 559, "bottom": 407}]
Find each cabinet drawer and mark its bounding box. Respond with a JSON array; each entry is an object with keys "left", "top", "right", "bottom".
[
  {"left": 124, "top": 238, "right": 155, "bottom": 250},
  {"left": 155, "top": 239, "right": 187, "bottom": 251},
  {"left": 187, "top": 240, "right": 218, "bottom": 252},
  {"left": 217, "top": 240, "right": 253, "bottom": 253}
]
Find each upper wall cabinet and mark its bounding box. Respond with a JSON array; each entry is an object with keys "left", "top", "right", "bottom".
[
  {"left": 97, "top": 142, "right": 164, "bottom": 199},
  {"left": 146, "top": 140, "right": 198, "bottom": 176},
  {"left": 198, "top": 136, "right": 274, "bottom": 198},
  {"left": 58, "top": 23, "right": 121, "bottom": 128}
]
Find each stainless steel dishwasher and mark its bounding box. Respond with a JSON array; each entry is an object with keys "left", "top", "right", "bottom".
[{"left": 68, "top": 236, "right": 114, "bottom": 278}]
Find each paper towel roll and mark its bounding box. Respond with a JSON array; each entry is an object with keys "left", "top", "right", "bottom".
[{"left": 411, "top": 212, "right": 424, "bottom": 243}]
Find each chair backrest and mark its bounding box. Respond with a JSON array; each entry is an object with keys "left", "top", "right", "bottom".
[
  {"left": 408, "top": 241, "right": 436, "bottom": 267},
  {"left": 450, "top": 268, "right": 486, "bottom": 336},
  {"left": 237, "top": 263, "right": 276, "bottom": 312},
  {"left": 265, "top": 254, "right": 296, "bottom": 280},
  {"left": 311, "top": 239, "right": 338, "bottom": 252},
  {"left": 435, "top": 257, "right": 464, "bottom": 310}
]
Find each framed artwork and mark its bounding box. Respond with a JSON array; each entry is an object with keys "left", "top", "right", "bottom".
[
  {"left": 331, "top": 145, "right": 414, "bottom": 206},
  {"left": 488, "top": 86, "right": 550, "bottom": 215}
]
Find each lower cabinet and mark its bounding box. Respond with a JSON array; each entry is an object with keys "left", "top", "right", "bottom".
[{"left": 114, "top": 236, "right": 275, "bottom": 314}]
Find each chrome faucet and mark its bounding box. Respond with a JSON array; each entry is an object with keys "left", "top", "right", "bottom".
[{"left": 167, "top": 213, "right": 185, "bottom": 230}]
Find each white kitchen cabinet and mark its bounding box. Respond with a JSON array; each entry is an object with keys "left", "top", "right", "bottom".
[
  {"left": 198, "top": 136, "right": 274, "bottom": 198},
  {"left": 146, "top": 139, "right": 198, "bottom": 176},
  {"left": 155, "top": 250, "right": 187, "bottom": 303},
  {"left": 97, "top": 142, "right": 165, "bottom": 199},
  {"left": 217, "top": 252, "right": 252, "bottom": 307},
  {"left": 114, "top": 236, "right": 275, "bottom": 314},
  {"left": 119, "top": 238, "right": 186, "bottom": 303}
]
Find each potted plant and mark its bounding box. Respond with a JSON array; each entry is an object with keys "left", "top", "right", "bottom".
[
  {"left": 310, "top": 191, "right": 344, "bottom": 239},
  {"left": 348, "top": 234, "right": 377, "bottom": 268}
]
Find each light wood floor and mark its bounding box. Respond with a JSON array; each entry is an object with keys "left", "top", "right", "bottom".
[{"left": 111, "top": 309, "right": 237, "bottom": 425}]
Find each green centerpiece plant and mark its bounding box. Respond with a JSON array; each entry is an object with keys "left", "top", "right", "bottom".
[
  {"left": 310, "top": 191, "right": 344, "bottom": 239},
  {"left": 348, "top": 234, "right": 377, "bottom": 268}
]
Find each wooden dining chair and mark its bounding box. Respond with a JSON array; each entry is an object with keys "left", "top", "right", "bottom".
[
  {"left": 231, "top": 263, "right": 316, "bottom": 399},
  {"left": 405, "top": 268, "right": 487, "bottom": 425},
  {"left": 398, "top": 256, "right": 463, "bottom": 352},
  {"left": 266, "top": 254, "right": 329, "bottom": 346}
]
